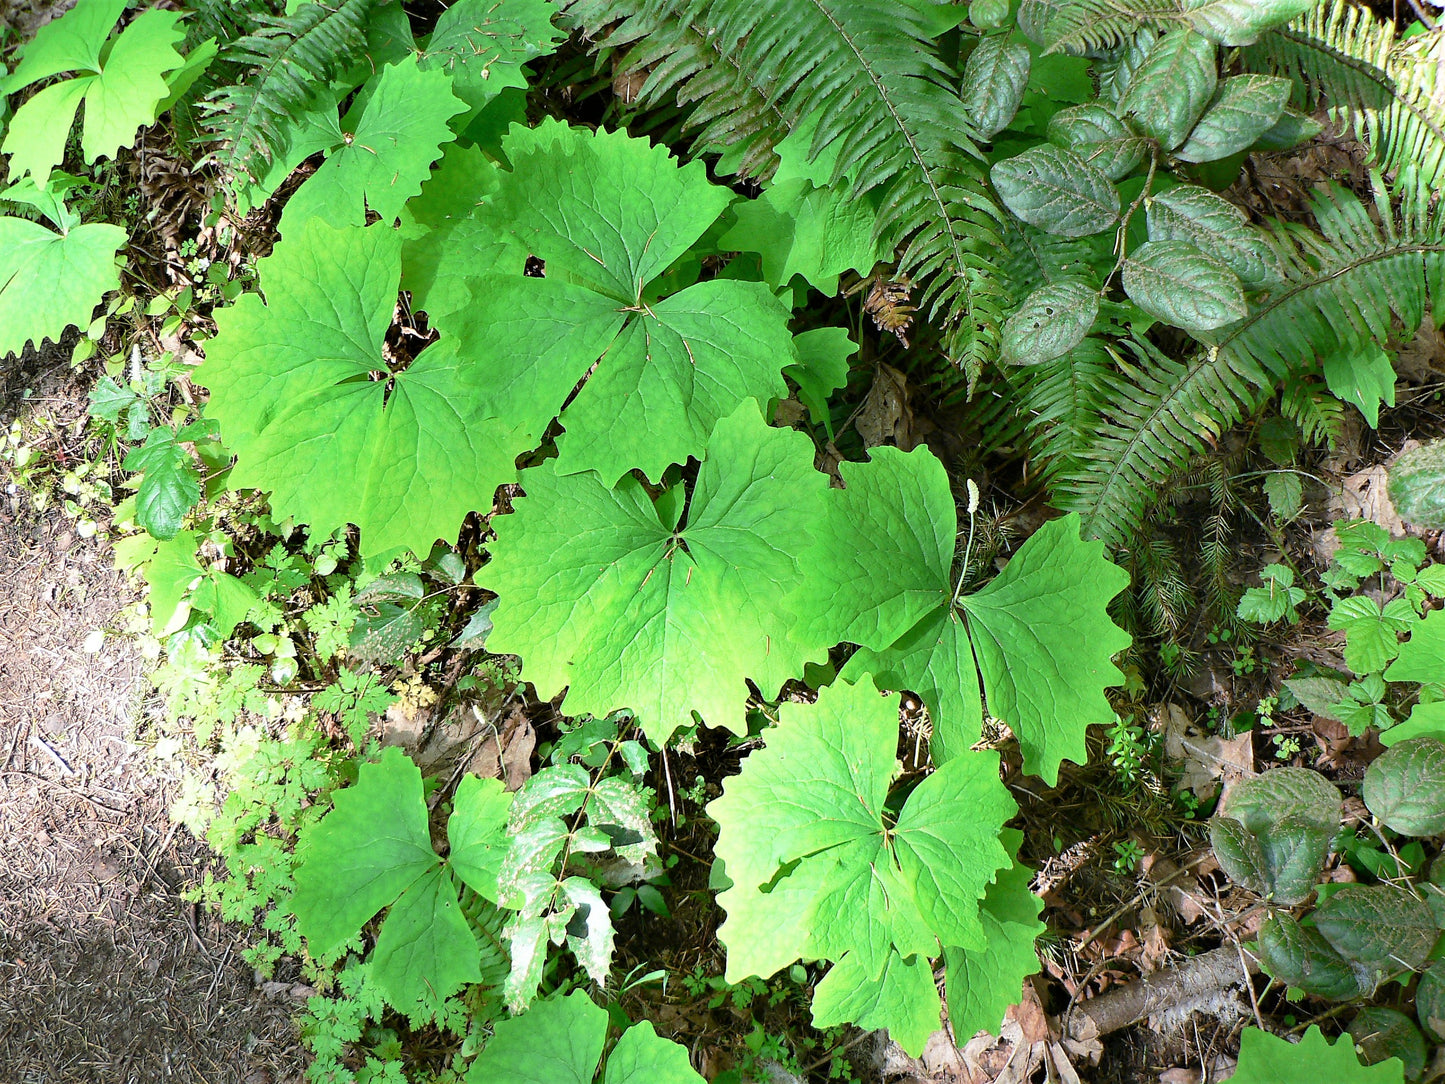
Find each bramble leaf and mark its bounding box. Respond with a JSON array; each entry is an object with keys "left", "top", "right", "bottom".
[
  {"left": 0, "top": 215, "right": 124, "bottom": 359},
  {"left": 1, "top": 0, "right": 185, "bottom": 186},
  {"left": 811, "top": 447, "right": 1129, "bottom": 782},
  {"left": 280, "top": 57, "right": 466, "bottom": 231},
  {"left": 196, "top": 218, "right": 524, "bottom": 560},
  {"left": 123, "top": 427, "right": 200, "bottom": 541},
  {"left": 482, "top": 401, "right": 827, "bottom": 745}
]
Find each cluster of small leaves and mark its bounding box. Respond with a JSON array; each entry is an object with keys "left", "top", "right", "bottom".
[{"left": 1210, "top": 744, "right": 1445, "bottom": 1058}]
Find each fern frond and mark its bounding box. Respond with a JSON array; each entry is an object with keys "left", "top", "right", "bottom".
[
  {"left": 1059, "top": 182, "right": 1445, "bottom": 547},
  {"left": 1243, "top": 0, "right": 1445, "bottom": 190},
  {"left": 200, "top": 0, "right": 378, "bottom": 185},
  {"left": 1018, "top": 0, "right": 1187, "bottom": 55},
  {"left": 561, "top": 0, "right": 1006, "bottom": 379}
]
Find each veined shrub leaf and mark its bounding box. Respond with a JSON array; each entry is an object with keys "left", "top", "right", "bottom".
[
  {"left": 1145, "top": 184, "right": 1278, "bottom": 286},
  {"left": 1219, "top": 766, "right": 1340, "bottom": 833},
  {"left": 1122, "top": 239, "right": 1246, "bottom": 331},
  {"left": 962, "top": 36, "right": 1031, "bottom": 139},
  {"left": 465, "top": 120, "right": 796, "bottom": 482},
  {"left": 1117, "top": 29, "right": 1218, "bottom": 149},
  {"left": 1001, "top": 279, "right": 1100, "bottom": 365},
  {"left": 1176, "top": 74, "right": 1292, "bottom": 162},
  {"left": 0, "top": 214, "right": 124, "bottom": 360},
  {"left": 1348, "top": 1008, "right": 1428, "bottom": 1083},
  {"left": 800, "top": 445, "right": 1128, "bottom": 783},
  {"left": 196, "top": 219, "right": 523, "bottom": 560},
  {"left": 1313, "top": 884, "right": 1438, "bottom": 974},
  {"left": 1047, "top": 104, "right": 1146, "bottom": 180},
  {"left": 708, "top": 680, "right": 1016, "bottom": 1056},
  {"left": 280, "top": 56, "right": 467, "bottom": 231},
  {"left": 1259, "top": 912, "right": 1371, "bottom": 1000},
  {"left": 481, "top": 401, "right": 827, "bottom": 746},
  {"left": 1, "top": 0, "right": 185, "bottom": 187},
  {"left": 991, "top": 144, "right": 1120, "bottom": 239},
  {"left": 1363, "top": 737, "right": 1445, "bottom": 836}
]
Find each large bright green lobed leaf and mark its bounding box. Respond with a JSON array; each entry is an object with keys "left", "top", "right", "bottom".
[
  {"left": 279, "top": 56, "right": 466, "bottom": 231},
  {"left": 0, "top": 215, "right": 124, "bottom": 359},
  {"left": 708, "top": 679, "right": 1017, "bottom": 1055},
  {"left": 420, "top": 0, "right": 565, "bottom": 125},
  {"left": 196, "top": 218, "right": 526, "bottom": 560},
  {"left": 481, "top": 400, "right": 828, "bottom": 746},
  {"left": 289, "top": 747, "right": 512, "bottom": 1016},
  {"left": 1, "top": 0, "right": 185, "bottom": 186},
  {"left": 458, "top": 120, "right": 796, "bottom": 483},
  {"left": 1230, "top": 1025, "right": 1403, "bottom": 1084},
  {"left": 465, "top": 991, "right": 704, "bottom": 1084},
  {"left": 809, "top": 446, "right": 1130, "bottom": 783}
]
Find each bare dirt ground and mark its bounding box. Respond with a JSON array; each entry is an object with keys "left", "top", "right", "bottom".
[{"left": 0, "top": 351, "right": 306, "bottom": 1083}]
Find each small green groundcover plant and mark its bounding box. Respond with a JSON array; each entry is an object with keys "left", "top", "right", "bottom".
[{"left": 7, "top": 0, "right": 1445, "bottom": 1079}]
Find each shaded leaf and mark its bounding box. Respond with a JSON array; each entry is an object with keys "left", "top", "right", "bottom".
[
  {"left": 991, "top": 144, "right": 1120, "bottom": 239},
  {"left": 1122, "top": 239, "right": 1246, "bottom": 332}
]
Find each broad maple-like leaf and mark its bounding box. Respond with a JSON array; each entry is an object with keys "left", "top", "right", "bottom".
[
  {"left": 721, "top": 114, "right": 887, "bottom": 296},
  {"left": 280, "top": 57, "right": 466, "bottom": 232},
  {"left": 465, "top": 991, "right": 705, "bottom": 1084},
  {"left": 812, "top": 446, "right": 1130, "bottom": 784},
  {"left": 943, "top": 829, "right": 1045, "bottom": 1039},
  {"left": 482, "top": 401, "right": 828, "bottom": 745},
  {"left": 454, "top": 120, "right": 796, "bottom": 483},
  {"left": 196, "top": 218, "right": 526, "bottom": 560},
  {"left": 1231, "top": 1025, "right": 1404, "bottom": 1084},
  {"left": 289, "top": 747, "right": 512, "bottom": 1015},
  {"left": 1, "top": 0, "right": 185, "bottom": 186},
  {"left": 708, "top": 679, "right": 1015, "bottom": 1054},
  {"left": 420, "top": 0, "right": 565, "bottom": 123},
  {"left": 0, "top": 213, "right": 124, "bottom": 359}
]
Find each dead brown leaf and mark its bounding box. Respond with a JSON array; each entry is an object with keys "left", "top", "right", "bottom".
[
  {"left": 1165, "top": 703, "right": 1253, "bottom": 799},
  {"left": 855, "top": 363, "right": 919, "bottom": 451},
  {"left": 465, "top": 703, "right": 536, "bottom": 791}
]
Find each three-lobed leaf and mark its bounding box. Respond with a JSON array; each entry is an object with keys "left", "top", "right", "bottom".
[
  {"left": 196, "top": 219, "right": 524, "bottom": 560},
  {"left": 1230, "top": 1025, "right": 1404, "bottom": 1084},
  {"left": 482, "top": 401, "right": 827, "bottom": 746},
  {"left": 1, "top": 0, "right": 185, "bottom": 186},
  {"left": 708, "top": 679, "right": 1017, "bottom": 1055},
  {"left": 809, "top": 446, "right": 1129, "bottom": 783}
]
